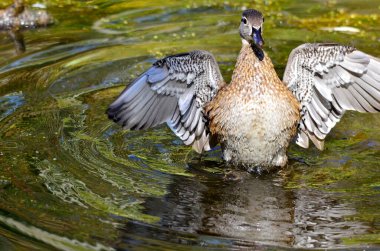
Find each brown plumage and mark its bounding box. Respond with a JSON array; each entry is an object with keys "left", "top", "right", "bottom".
[
  {"left": 207, "top": 45, "right": 300, "bottom": 170},
  {"left": 107, "top": 9, "right": 380, "bottom": 172}
]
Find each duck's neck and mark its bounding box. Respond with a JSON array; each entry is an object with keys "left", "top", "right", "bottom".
[
  {"left": 230, "top": 43, "right": 279, "bottom": 88},
  {"left": 14, "top": 0, "right": 25, "bottom": 15},
  {"left": 5, "top": 0, "right": 24, "bottom": 17}
]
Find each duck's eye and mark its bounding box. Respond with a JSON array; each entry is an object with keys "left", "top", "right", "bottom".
[{"left": 241, "top": 18, "right": 247, "bottom": 24}]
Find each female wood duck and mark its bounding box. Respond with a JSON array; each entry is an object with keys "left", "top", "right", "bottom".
[{"left": 107, "top": 9, "right": 380, "bottom": 172}]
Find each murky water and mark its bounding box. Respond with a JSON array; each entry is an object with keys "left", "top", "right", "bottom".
[{"left": 0, "top": 0, "right": 380, "bottom": 250}]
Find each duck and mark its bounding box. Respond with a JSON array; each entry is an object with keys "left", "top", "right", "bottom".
[
  {"left": 0, "top": 0, "right": 53, "bottom": 30},
  {"left": 107, "top": 9, "right": 380, "bottom": 172},
  {"left": 2, "top": 0, "right": 24, "bottom": 17}
]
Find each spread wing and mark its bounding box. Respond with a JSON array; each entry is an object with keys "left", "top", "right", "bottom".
[
  {"left": 107, "top": 50, "right": 224, "bottom": 153},
  {"left": 283, "top": 43, "right": 380, "bottom": 150}
]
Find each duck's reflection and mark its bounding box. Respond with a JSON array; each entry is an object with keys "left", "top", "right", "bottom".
[
  {"left": 7, "top": 29, "right": 24, "bottom": 54},
  {"left": 119, "top": 162, "right": 369, "bottom": 249},
  {"left": 0, "top": 0, "right": 53, "bottom": 55}
]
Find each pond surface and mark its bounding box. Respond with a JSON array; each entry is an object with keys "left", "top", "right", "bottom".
[{"left": 0, "top": 0, "right": 380, "bottom": 250}]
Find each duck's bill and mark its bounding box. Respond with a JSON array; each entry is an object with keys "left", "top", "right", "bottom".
[{"left": 253, "top": 28, "right": 264, "bottom": 48}]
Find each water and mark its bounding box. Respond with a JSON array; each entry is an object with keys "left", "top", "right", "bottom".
[{"left": 0, "top": 0, "right": 380, "bottom": 250}]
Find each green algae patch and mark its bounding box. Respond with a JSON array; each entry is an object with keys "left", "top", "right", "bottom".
[
  {"left": 285, "top": 165, "right": 358, "bottom": 189},
  {"left": 343, "top": 233, "right": 380, "bottom": 246}
]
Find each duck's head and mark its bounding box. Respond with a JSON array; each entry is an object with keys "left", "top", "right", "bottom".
[{"left": 239, "top": 9, "right": 265, "bottom": 60}]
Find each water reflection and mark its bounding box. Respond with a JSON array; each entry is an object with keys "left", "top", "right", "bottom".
[
  {"left": 0, "top": 0, "right": 53, "bottom": 55},
  {"left": 117, "top": 162, "right": 369, "bottom": 249},
  {"left": 293, "top": 188, "right": 369, "bottom": 248},
  {"left": 6, "top": 29, "right": 24, "bottom": 54}
]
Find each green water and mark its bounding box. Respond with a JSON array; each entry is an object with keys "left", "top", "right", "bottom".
[{"left": 0, "top": 0, "right": 380, "bottom": 250}]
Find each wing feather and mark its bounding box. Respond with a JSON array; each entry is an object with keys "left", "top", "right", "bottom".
[
  {"left": 107, "top": 50, "right": 224, "bottom": 152},
  {"left": 284, "top": 43, "right": 380, "bottom": 149}
]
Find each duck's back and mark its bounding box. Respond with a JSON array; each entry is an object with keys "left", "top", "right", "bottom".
[{"left": 207, "top": 45, "right": 300, "bottom": 170}]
